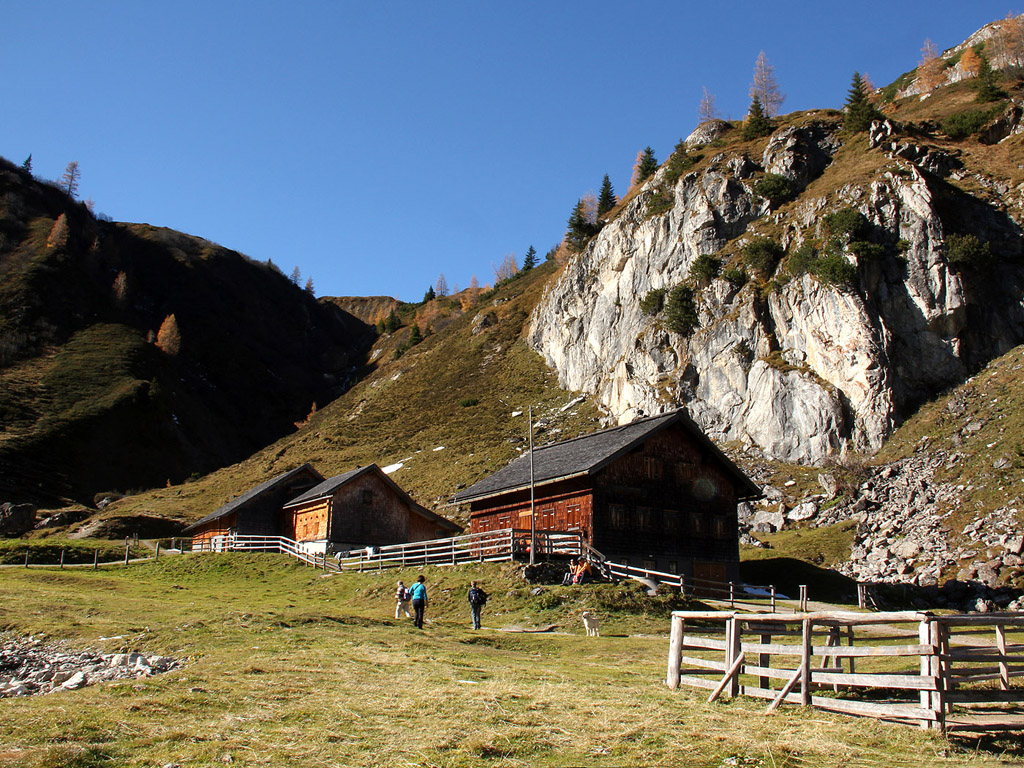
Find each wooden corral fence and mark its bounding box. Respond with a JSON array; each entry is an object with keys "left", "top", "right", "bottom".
[
  {"left": 602, "top": 560, "right": 788, "bottom": 611},
  {"left": 190, "top": 529, "right": 584, "bottom": 572},
  {"left": 666, "top": 610, "right": 1024, "bottom": 733}
]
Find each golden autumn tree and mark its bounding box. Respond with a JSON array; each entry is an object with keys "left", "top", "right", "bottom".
[
  {"left": 46, "top": 214, "right": 69, "bottom": 248},
  {"left": 156, "top": 314, "right": 182, "bottom": 356},
  {"left": 958, "top": 47, "right": 981, "bottom": 78},
  {"left": 917, "top": 38, "right": 945, "bottom": 92}
]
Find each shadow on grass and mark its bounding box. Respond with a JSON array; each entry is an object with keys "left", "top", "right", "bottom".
[{"left": 740, "top": 557, "right": 858, "bottom": 605}]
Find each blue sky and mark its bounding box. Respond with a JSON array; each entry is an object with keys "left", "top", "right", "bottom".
[{"left": 2, "top": 1, "right": 1015, "bottom": 301}]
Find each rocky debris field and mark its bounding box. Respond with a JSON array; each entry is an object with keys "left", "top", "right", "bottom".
[
  {"left": 737, "top": 443, "right": 1024, "bottom": 612},
  {"left": 1, "top": 635, "right": 181, "bottom": 698}
]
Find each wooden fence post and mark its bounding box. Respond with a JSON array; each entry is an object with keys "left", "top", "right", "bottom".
[
  {"left": 770, "top": 585, "right": 776, "bottom": 612},
  {"left": 667, "top": 615, "right": 684, "bottom": 688},
  {"left": 155, "top": 542, "right": 160, "bottom": 561},
  {"left": 799, "top": 585, "right": 808, "bottom": 612},
  {"left": 800, "top": 618, "right": 812, "bottom": 706},
  {"left": 729, "top": 582, "right": 735, "bottom": 607},
  {"left": 60, "top": 549, "right": 65, "bottom": 569},
  {"left": 24, "top": 550, "right": 29, "bottom": 568},
  {"left": 124, "top": 543, "right": 130, "bottom": 566},
  {"left": 93, "top": 549, "right": 98, "bottom": 570},
  {"left": 728, "top": 616, "right": 742, "bottom": 697},
  {"left": 920, "top": 616, "right": 943, "bottom": 730},
  {"left": 996, "top": 623, "right": 1010, "bottom": 691}
]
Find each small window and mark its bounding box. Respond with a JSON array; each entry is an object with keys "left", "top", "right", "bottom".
[
  {"left": 609, "top": 504, "right": 627, "bottom": 529},
  {"left": 664, "top": 509, "right": 680, "bottom": 533},
  {"left": 637, "top": 507, "right": 654, "bottom": 530},
  {"left": 644, "top": 456, "right": 663, "bottom": 480},
  {"left": 691, "top": 513, "right": 705, "bottom": 535},
  {"left": 643, "top": 558, "right": 657, "bottom": 571},
  {"left": 362, "top": 490, "right": 374, "bottom": 505},
  {"left": 713, "top": 517, "right": 729, "bottom": 538},
  {"left": 668, "top": 560, "right": 678, "bottom": 574}
]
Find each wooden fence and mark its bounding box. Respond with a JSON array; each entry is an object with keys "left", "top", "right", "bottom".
[
  {"left": 666, "top": 610, "right": 1024, "bottom": 733},
  {"left": 190, "top": 529, "right": 584, "bottom": 572}
]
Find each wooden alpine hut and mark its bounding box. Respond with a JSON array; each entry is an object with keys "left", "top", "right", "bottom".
[
  {"left": 449, "top": 410, "right": 761, "bottom": 582},
  {"left": 281, "top": 463, "right": 461, "bottom": 554},
  {"left": 183, "top": 463, "right": 324, "bottom": 550}
]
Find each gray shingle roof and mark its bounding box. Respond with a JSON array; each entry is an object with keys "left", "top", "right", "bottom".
[
  {"left": 449, "top": 410, "right": 761, "bottom": 504},
  {"left": 182, "top": 463, "right": 323, "bottom": 533}
]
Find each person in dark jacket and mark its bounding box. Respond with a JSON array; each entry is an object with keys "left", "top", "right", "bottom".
[
  {"left": 409, "top": 575, "right": 428, "bottom": 629},
  {"left": 467, "top": 580, "right": 488, "bottom": 630}
]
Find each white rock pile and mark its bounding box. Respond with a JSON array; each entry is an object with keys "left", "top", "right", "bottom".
[{"left": 0, "top": 635, "right": 180, "bottom": 697}]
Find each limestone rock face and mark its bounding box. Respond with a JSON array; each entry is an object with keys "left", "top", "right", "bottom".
[{"left": 528, "top": 122, "right": 1024, "bottom": 463}]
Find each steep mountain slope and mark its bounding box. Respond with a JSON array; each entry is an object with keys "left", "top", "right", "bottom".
[
  {"left": 94, "top": 263, "right": 602, "bottom": 533},
  {"left": 0, "top": 158, "right": 373, "bottom": 505},
  {"left": 530, "top": 74, "right": 1024, "bottom": 464}
]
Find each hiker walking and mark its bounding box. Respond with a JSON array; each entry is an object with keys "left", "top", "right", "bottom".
[
  {"left": 467, "top": 580, "right": 488, "bottom": 630},
  {"left": 409, "top": 575, "right": 428, "bottom": 629},
  {"left": 395, "top": 580, "right": 413, "bottom": 619}
]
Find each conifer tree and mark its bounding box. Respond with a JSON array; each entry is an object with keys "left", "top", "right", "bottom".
[
  {"left": 385, "top": 309, "right": 401, "bottom": 333},
  {"left": 21, "top": 154, "right": 32, "bottom": 174},
  {"left": 750, "top": 51, "right": 785, "bottom": 117},
  {"left": 60, "top": 161, "right": 80, "bottom": 198},
  {"left": 632, "top": 147, "right": 659, "bottom": 186},
  {"left": 409, "top": 324, "right": 423, "bottom": 346},
  {"left": 522, "top": 245, "right": 537, "bottom": 270},
  {"left": 843, "top": 72, "right": 881, "bottom": 132},
  {"left": 156, "top": 314, "right": 182, "bottom": 356},
  {"left": 565, "top": 199, "right": 600, "bottom": 253},
  {"left": 976, "top": 52, "right": 1005, "bottom": 102},
  {"left": 423, "top": 285, "right": 436, "bottom": 302},
  {"left": 697, "top": 86, "right": 721, "bottom": 123},
  {"left": 597, "top": 174, "right": 617, "bottom": 217},
  {"left": 742, "top": 95, "right": 773, "bottom": 140}
]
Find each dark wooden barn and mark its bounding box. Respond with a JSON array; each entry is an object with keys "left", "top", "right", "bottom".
[
  {"left": 183, "top": 463, "right": 324, "bottom": 549},
  {"left": 281, "top": 464, "right": 461, "bottom": 553},
  {"left": 449, "top": 411, "right": 761, "bottom": 582}
]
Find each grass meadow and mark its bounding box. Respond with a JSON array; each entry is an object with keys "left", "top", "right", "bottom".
[{"left": 0, "top": 554, "right": 1020, "bottom": 768}]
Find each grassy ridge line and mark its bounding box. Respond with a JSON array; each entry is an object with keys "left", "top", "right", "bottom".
[
  {"left": 104, "top": 262, "right": 602, "bottom": 529},
  {"left": 0, "top": 555, "right": 1006, "bottom": 768}
]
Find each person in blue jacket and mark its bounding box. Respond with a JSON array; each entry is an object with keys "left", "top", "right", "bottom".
[{"left": 409, "top": 574, "right": 428, "bottom": 629}]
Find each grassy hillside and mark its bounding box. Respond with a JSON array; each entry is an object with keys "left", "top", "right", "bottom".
[
  {"left": 98, "top": 261, "right": 602, "bottom": 532},
  {"left": 0, "top": 158, "right": 373, "bottom": 505},
  {"left": 0, "top": 555, "right": 1014, "bottom": 767}
]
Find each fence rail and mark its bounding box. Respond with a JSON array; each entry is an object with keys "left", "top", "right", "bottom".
[{"left": 666, "top": 610, "right": 1024, "bottom": 733}]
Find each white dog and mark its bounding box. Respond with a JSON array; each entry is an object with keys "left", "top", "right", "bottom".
[{"left": 581, "top": 611, "right": 601, "bottom": 637}]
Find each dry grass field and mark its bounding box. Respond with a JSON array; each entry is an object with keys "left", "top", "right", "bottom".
[{"left": 0, "top": 555, "right": 1021, "bottom": 767}]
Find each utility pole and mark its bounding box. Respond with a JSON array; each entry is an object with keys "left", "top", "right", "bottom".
[{"left": 529, "top": 405, "right": 536, "bottom": 566}]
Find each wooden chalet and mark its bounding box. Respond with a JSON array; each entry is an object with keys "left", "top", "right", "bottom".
[
  {"left": 281, "top": 464, "right": 461, "bottom": 553},
  {"left": 183, "top": 463, "right": 324, "bottom": 549},
  {"left": 449, "top": 411, "right": 761, "bottom": 582}
]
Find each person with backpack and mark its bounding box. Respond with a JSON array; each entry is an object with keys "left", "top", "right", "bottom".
[
  {"left": 395, "top": 580, "right": 412, "bottom": 619},
  {"left": 409, "top": 575, "right": 428, "bottom": 629},
  {"left": 467, "top": 580, "right": 488, "bottom": 630}
]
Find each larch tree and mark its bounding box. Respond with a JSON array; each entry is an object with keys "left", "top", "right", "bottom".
[
  {"left": 112, "top": 271, "right": 129, "bottom": 304},
  {"left": 493, "top": 253, "right": 518, "bottom": 283},
  {"left": 304, "top": 277, "right": 315, "bottom": 296},
  {"left": 289, "top": 266, "right": 302, "bottom": 286},
  {"left": 959, "top": 47, "right": 982, "bottom": 78},
  {"left": 156, "top": 314, "right": 182, "bottom": 356},
  {"left": 435, "top": 273, "right": 449, "bottom": 297},
  {"left": 750, "top": 51, "right": 785, "bottom": 117},
  {"left": 597, "top": 174, "right": 617, "bottom": 217},
  {"left": 917, "top": 38, "right": 945, "bottom": 92},
  {"left": 697, "top": 86, "right": 721, "bottom": 123},
  {"left": 580, "top": 191, "right": 599, "bottom": 227},
  {"left": 46, "top": 214, "right": 69, "bottom": 248},
  {"left": 60, "top": 161, "right": 80, "bottom": 198}
]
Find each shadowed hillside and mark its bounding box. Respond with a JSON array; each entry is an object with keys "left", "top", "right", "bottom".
[{"left": 0, "top": 157, "right": 374, "bottom": 505}]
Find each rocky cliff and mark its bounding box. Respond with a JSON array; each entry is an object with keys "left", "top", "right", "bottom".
[{"left": 529, "top": 107, "right": 1024, "bottom": 463}]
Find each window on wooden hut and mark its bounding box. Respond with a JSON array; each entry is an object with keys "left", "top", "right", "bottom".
[
  {"left": 691, "top": 512, "right": 706, "bottom": 535},
  {"left": 608, "top": 504, "right": 627, "bottom": 529},
  {"left": 644, "top": 457, "right": 662, "bottom": 480},
  {"left": 668, "top": 560, "right": 678, "bottom": 573},
  {"left": 664, "top": 509, "right": 680, "bottom": 533},
  {"left": 637, "top": 506, "right": 654, "bottom": 530},
  {"left": 713, "top": 517, "right": 728, "bottom": 539},
  {"left": 643, "top": 558, "right": 657, "bottom": 571}
]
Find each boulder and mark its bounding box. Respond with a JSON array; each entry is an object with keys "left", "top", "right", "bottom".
[
  {"left": 684, "top": 119, "right": 732, "bottom": 149},
  {"left": 818, "top": 472, "right": 839, "bottom": 498},
  {"left": 0, "top": 503, "right": 36, "bottom": 536},
  {"left": 787, "top": 501, "right": 818, "bottom": 522},
  {"left": 752, "top": 506, "right": 785, "bottom": 533}
]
